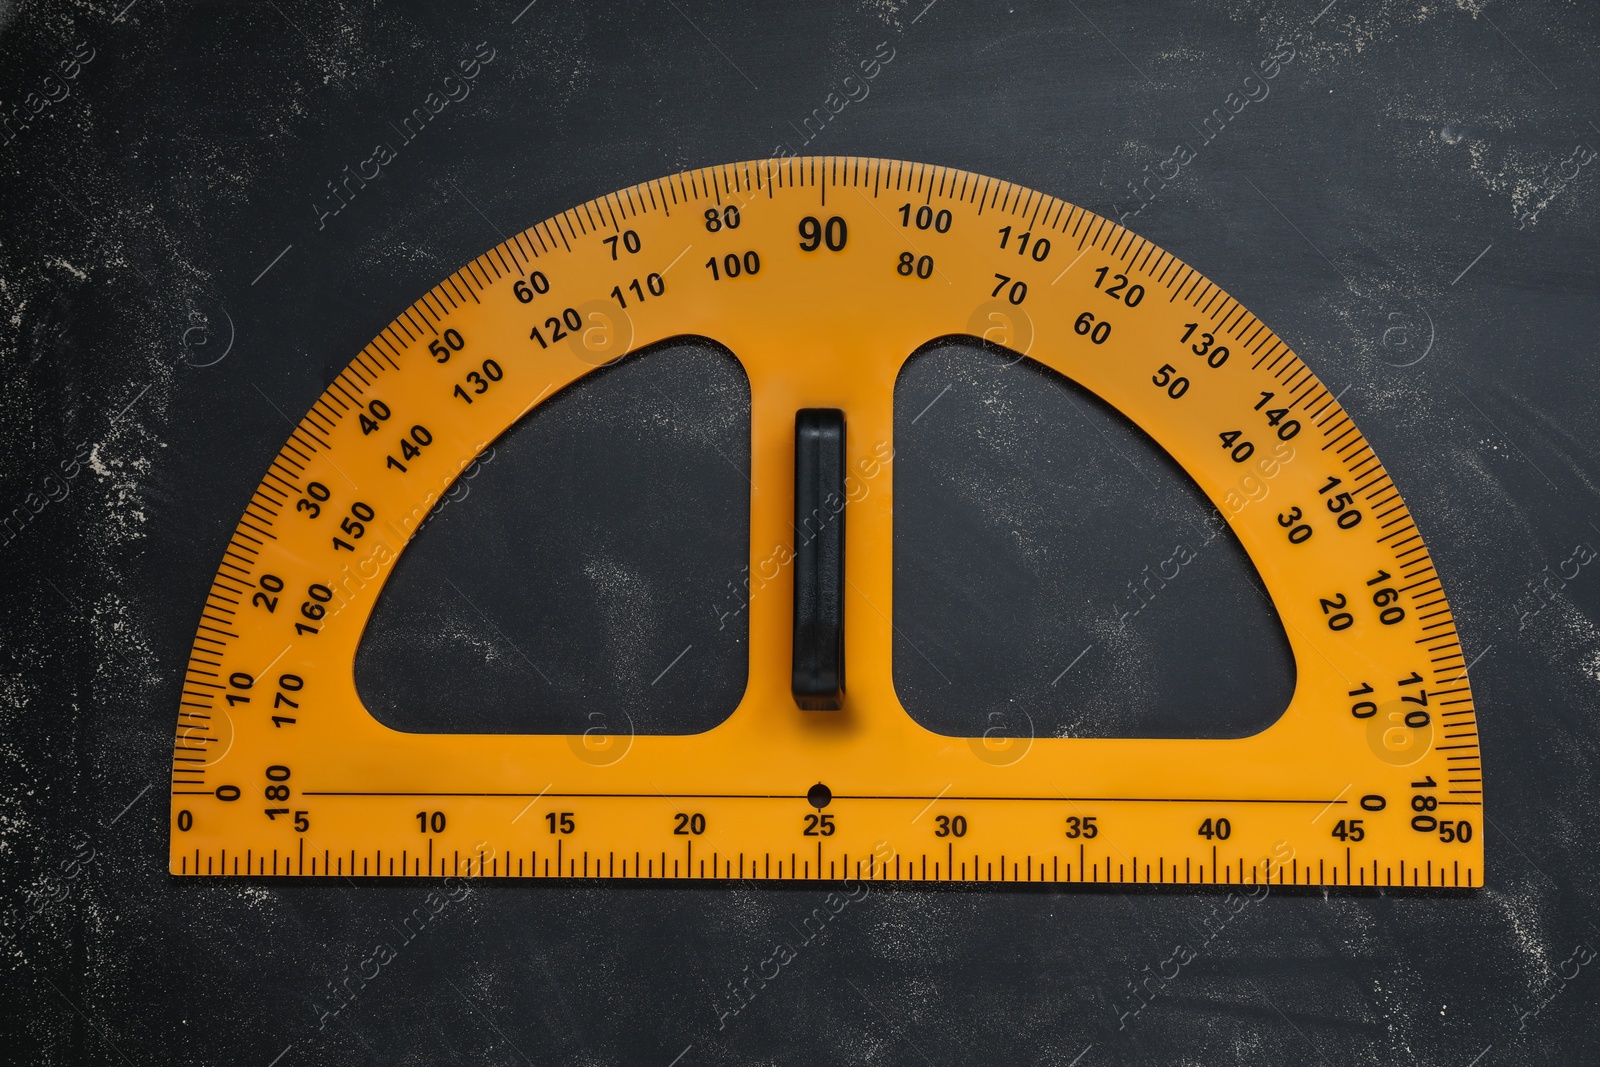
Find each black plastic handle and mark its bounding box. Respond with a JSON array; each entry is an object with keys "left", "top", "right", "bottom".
[{"left": 792, "top": 408, "right": 845, "bottom": 710}]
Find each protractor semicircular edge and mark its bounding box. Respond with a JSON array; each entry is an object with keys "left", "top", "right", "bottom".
[{"left": 170, "top": 157, "right": 1483, "bottom": 889}]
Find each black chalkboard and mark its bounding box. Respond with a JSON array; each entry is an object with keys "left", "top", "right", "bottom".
[{"left": 3, "top": 1, "right": 1598, "bottom": 1063}]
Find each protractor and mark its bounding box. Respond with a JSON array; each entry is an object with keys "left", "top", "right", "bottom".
[{"left": 170, "top": 157, "right": 1482, "bottom": 888}]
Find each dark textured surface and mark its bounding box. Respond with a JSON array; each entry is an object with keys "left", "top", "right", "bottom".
[
  {"left": 357, "top": 341, "right": 753, "bottom": 736},
  {"left": 3, "top": 1, "right": 1599, "bottom": 1064},
  {"left": 893, "top": 343, "right": 1296, "bottom": 739}
]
